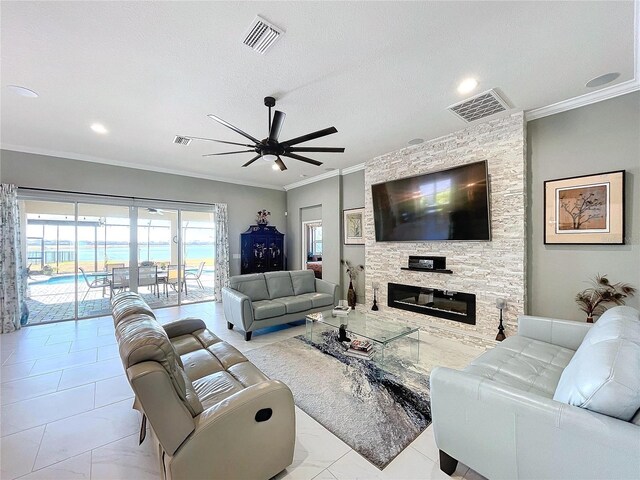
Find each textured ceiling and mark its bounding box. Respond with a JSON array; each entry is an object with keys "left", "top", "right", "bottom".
[{"left": 1, "top": 1, "right": 635, "bottom": 188}]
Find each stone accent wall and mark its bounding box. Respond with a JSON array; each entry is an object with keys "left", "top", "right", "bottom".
[{"left": 364, "top": 112, "right": 526, "bottom": 341}]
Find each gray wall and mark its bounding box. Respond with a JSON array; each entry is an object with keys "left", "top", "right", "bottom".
[
  {"left": 300, "top": 205, "right": 322, "bottom": 223},
  {"left": 286, "top": 175, "right": 342, "bottom": 286},
  {"left": 0, "top": 150, "right": 287, "bottom": 276},
  {"left": 528, "top": 92, "right": 640, "bottom": 320},
  {"left": 341, "top": 170, "right": 366, "bottom": 301}
]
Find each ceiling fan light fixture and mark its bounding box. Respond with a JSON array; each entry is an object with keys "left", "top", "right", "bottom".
[{"left": 262, "top": 153, "right": 278, "bottom": 162}]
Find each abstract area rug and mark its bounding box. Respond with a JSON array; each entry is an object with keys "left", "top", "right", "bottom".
[{"left": 244, "top": 332, "right": 431, "bottom": 469}]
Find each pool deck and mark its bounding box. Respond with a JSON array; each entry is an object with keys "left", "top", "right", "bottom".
[{"left": 25, "top": 274, "right": 215, "bottom": 325}]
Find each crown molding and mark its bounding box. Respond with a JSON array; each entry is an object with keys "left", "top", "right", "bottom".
[
  {"left": 282, "top": 169, "right": 340, "bottom": 191},
  {"left": 525, "top": 79, "right": 640, "bottom": 121},
  {"left": 341, "top": 163, "right": 365, "bottom": 175},
  {"left": 0, "top": 144, "right": 284, "bottom": 191}
]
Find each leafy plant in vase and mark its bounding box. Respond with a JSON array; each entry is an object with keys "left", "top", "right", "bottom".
[
  {"left": 575, "top": 274, "right": 636, "bottom": 323},
  {"left": 256, "top": 209, "right": 271, "bottom": 226},
  {"left": 341, "top": 259, "right": 364, "bottom": 309}
]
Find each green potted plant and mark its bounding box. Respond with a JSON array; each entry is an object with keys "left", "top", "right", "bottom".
[{"left": 575, "top": 274, "right": 636, "bottom": 323}]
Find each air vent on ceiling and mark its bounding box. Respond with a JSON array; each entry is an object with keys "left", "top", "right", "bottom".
[
  {"left": 243, "top": 16, "right": 283, "bottom": 54},
  {"left": 448, "top": 89, "right": 510, "bottom": 123},
  {"left": 173, "top": 135, "right": 192, "bottom": 146}
]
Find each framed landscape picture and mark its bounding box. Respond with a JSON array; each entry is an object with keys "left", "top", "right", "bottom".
[
  {"left": 343, "top": 207, "right": 365, "bottom": 245},
  {"left": 544, "top": 170, "right": 625, "bottom": 244}
]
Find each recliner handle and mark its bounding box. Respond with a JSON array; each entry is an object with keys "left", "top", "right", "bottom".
[{"left": 255, "top": 408, "right": 272, "bottom": 422}]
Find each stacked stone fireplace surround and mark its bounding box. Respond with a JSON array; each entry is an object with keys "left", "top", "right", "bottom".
[{"left": 364, "top": 112, "right": 527, "bottom": 348}]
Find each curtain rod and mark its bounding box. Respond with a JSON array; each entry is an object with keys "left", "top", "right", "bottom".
[{"left": 17, "top": 186, "right": 217, "bottom": 208}]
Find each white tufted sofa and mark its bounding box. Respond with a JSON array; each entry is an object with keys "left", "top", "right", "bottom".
[{"left": 430, "top": 306, "right": 640, "bottom": 480}]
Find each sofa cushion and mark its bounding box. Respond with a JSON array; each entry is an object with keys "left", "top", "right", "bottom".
[
  {"left": 464, "top": 336, "right": 575, "bottom": 398},
  {"left": 553, "top": 306, "right": 640, "bottom": 421},
  {"left": 264, "top": 271, "right": 295, "bottom": 299},
  {"left": 274, "top": 296, "right": 313, "bottom": 314},
  {"left": 229, "top": 273, "right": 269, "bottom": 301},
  {"left": 194, "top": 371, "right": 245, "bottom": 410},
  {"left": 290, "top": 270, "right": 316, "bottom": 295},
  {"left": 252, "top": 300, "right": 286, "bottom": 320},
  {"left": 297, "top": 292, "right": 334, "bottom": 309}
]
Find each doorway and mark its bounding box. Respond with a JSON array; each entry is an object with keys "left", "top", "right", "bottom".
[{"left": 302, "top": 220, "right": 323, "bottom": 279}]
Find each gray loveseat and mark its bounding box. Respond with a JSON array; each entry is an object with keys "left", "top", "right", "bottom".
[
  {"left": 430, "top": 306, "right": 640, "bottom": 480},
  {"left": 222, "top": 270, "right": 338, "bottom": 340}
]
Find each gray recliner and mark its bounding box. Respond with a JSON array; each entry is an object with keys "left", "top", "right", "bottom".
[{"left": 111, "top": 292, "right": 296, "bottom": 480}]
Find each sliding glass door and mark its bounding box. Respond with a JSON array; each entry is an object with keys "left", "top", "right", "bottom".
[
  {"left": 24, "top": 200, "right": 77, "bottom": 324},
  {"left": 76, "top": 203, "right": 131, "bottom": 318},
  {"left": 19, "top": 192, "right": 216, "bottom": 326},
  {"left": 181, "top": 210, "right": 215, "bottom": 304},
  {"left": 136, "top": 206, "right": 179, "bottom": 308}
]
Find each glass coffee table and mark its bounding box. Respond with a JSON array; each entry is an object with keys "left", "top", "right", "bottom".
[{"left": 306, "top": 309, "right": 420, "bottom": 371}]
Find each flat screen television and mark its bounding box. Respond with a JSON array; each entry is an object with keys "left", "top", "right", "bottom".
[{"left": 371, "top": 161, "right": 490, "bottom": 241}]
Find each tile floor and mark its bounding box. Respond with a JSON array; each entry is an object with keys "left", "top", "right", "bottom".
[{"left": 1, "top": 302, "right": 487, "bottom": 480}]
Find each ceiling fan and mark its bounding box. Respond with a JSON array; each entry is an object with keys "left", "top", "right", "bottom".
[{"left": 180, "top": 96, "right": 345, "bottom": 171}]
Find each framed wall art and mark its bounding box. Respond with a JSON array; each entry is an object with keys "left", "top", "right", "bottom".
[
  {"left": 544, "top": 170, "right": 625, "bottom": 245},
  {"left": 343, "top": 207, "right": 365, "bottom": 245}
]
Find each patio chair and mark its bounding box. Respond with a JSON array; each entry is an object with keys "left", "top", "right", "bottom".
[
  {"left": 138, "top": 265, "right": 159, "bottom": 297},
  {"left": 184, "top": 261, "right": 205, "bottom": 289},
  {"left": 162, "top": 264, "right": 187, "bottom": 297},
  {"left": 79, "top": 267, "right": 110, "bottom": 301},
  {"left": 110, "top": 267, "right": 130, "bottom": 298}
]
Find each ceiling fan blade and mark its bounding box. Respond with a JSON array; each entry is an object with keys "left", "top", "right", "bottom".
[
  {"left": 282, "top": 152, "right": 323, "bottom": 166},
  {"left": 207, "top": 114, "right": 261, "bottom": 144},
  {"left": 202, "top": 150, "right": 255, "bottom": 157},
  {"left": 181, "top": 135, "right": 255, "bottom": 148},
  {"left": 242, "top": 154, "right": 262, "bottom": 167},
  {"left": 281, "top": 127, "right": 338, "bottom": 147},
  {"left": 269, "top": 111, "right": 286, "bottom": 142},
  {"left": 288, "top": 147, "right": 345, "bottom": 153},
  {"left": 275, "top": 157, "right": 287, "bottom": 171}
]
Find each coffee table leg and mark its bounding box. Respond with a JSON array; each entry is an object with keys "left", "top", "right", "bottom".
[{"left": 306, "top": 318, "right": 313, "bottom": 343}]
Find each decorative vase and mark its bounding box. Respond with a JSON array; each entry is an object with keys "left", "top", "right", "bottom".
[
  {"left": 257, "top": 219, "right": 268, "bottom": 226},
  {"left": 587, "top": 316, "right": 594, "bottom": 323},
  {"left": 347, "top": 280, "right": 356, "bottom": 309}
]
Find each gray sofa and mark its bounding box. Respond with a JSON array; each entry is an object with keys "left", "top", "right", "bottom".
[
  {"left": 430, "top": 306, "right": 640, "bottom": 480},
  {"left": 222, "top": 270, "right": 339, "bottom": 340},
  {"left": 111, "top": 292, "right": 295, "bottom": 480}
]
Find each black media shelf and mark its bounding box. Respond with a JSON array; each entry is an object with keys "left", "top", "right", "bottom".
[{"left": 400, "top": 267, "right": 453, "bottom": 274}]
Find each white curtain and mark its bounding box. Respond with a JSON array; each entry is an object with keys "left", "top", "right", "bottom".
[
  {"left": 1, "top": 184, "right": 27, "bottom": 333},
  {"left": 213, "top": 203, "right": 229, "bottom": 302}
]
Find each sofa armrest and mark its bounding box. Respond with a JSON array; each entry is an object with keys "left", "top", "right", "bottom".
[
  {"left": 518, "top": 315, "right": 592, "bottom": 350},
  {"left": 430, "top": 366, "right": 640, "bottom": 479},
  {"left": 315, "top": 278, "right": 339, "bottom": 306},
  {"left": 222, "top": 287, "right": 254, "bottom": 331},
  {"left": 162, "top": 318, "right": 207, "bottom": 338},
  {"left": 169, "top": 380, "right": 295, "bottom": 480}
]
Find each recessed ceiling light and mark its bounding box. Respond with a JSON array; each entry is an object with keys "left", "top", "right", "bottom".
[
  {"left": 457, "top": 78, "right": 478, "bottom": 94},
  {"left": 585, "top": 72, "right": 620, "bottom": 88},
  {"left": 408, "top": 138, "right": 424, "bottom": 145},
  {"left": 7, "top": 85, "right": 39, "bottom": 98},
  {"left": 271, "top": 164, "right": 279, "bottom": 171},
  {"left": 325, "top": 168, "right": 336, "bottom": 172},
  {"left": 90, "top": 123, "right": 108, "bottom": 134}
]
